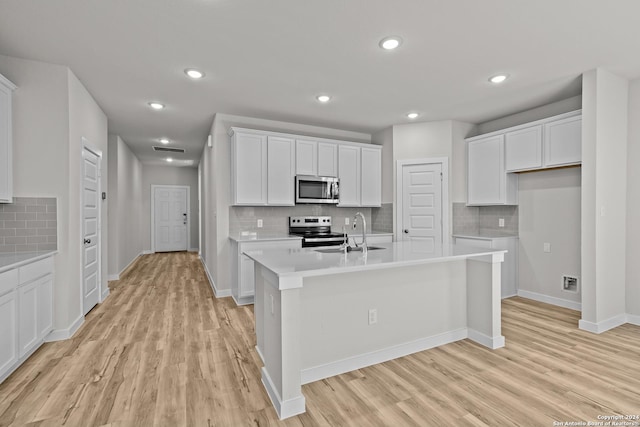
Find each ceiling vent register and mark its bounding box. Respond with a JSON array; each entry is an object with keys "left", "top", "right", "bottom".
[{"left": 153, "top": 146, "right": 185, "bottom": 153}]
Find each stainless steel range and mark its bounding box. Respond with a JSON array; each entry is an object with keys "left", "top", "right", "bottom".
[{"left": 289, "top": 216, "right": 346, "bottom": 247}]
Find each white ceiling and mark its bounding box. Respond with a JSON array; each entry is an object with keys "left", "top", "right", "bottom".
[{"left": 1, "top": 0, "right": 640, "bottom": 166}]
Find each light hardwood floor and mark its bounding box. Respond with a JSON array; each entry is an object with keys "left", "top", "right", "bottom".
[{"left": 1, "top": 252, "right": 639, "bottom": 426}]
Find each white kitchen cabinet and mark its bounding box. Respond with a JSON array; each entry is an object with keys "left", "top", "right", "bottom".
[
  {"left": 360, "top": 147, "right": 382, "bottom": 207},
  {"left": 230, "top": 238, "right": 302, "bottom": 306},
  {"left": 544, "top": 115, "right": 582, "bottom": 167},
  {"left": 0, "top": 74, "right": 17, "bottom": 203},
  {"left": 18, "top": 280, "right": 38, "bottom": 357},
  {"left": 231, "top": 130, "right": 267, "bottom": 205},
  {"left": 467, "top": 135, "right": 518, "bottom": 206},
  {"left": 505, "top": 125, "right": 543, "bottom": 172},
  {"left": 295, "top": 139, "right": 317, "bottom": 176},
  {"left": 36, "top": 276, "right": 53, "bottom": 339},
  {"left": 267, "top": 136, "right": 295, "bottom": 205},
  {"left": 0, "top": 290, "right": 18, "bottom": 381},
  {"left": 317, "top": 142, "right": 338, "bottom": 177},
  {"left": 454, "top": 236, "right": 518, "bottom": 298},
  {"left": 338, "top": 145, "right": 361, "bottom": 207}
]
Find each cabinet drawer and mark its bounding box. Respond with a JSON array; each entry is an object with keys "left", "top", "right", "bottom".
[
  {"left": 19, "top": 257, "right": 54, "bottom": 285},
  {"left": 0, "top": 269, "right": 18, "bottom": 296},
  {"left": 455, "top": 238, "right": 492, "bottom": 249}
]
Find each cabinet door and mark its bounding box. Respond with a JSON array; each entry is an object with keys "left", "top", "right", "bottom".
[
  {"left": 361, "top": 147, "right": 381, "bottom": 207},
  {"left": 505, "top": 125, "right": 542, "bottom": 172},
  {"left": 295, "top": 139, "right": 317, "bottom": 176},
  {"left": 338, "top": 145, "right": 361, "bottom": 206},
  {"left": 267, "top": 136, "right": 295, "bottom": 205},
  {"left": 232, "top": 132, "right": 267, "bottom": 205},
  {"left": 18, "top": 281, "right": 38, "bottom": 357},
  {"left": 239, "top": 254, "right": 255, "bottom": 298},
  {"left": 37, "top": 276, "right": 53, "bottom": 340},
  {"left": 0, "top": 290, "right": 18, "bottom": 378},
  {"left": 544, "top": 115, "right": 581, "bottom": 167},
  {"left": 0, "top": 79, "right": 14, "bottom": 203},
  {"left": 467, "top": 136, "right": 503, "bottom": 205},
  {"left": 317, "top": 142, "right": 338, "bottom": 177}
]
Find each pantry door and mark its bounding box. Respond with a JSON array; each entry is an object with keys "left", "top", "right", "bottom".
[
  {"left": 152, "top": 185, "right": 189, "bottom": 252},
  {"left": 82, "top": 144, "right": 102, "bottom": 315}
]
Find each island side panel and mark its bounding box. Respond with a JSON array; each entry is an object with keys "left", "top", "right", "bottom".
[
  {"left": 255, "top": 264, "right": 305, "bottom": 419},
  {"left": 299, "top": 260, "right": 468, "bottom": 383},
  {"left": 466, "top": 253, "right": 505, "bottom": 349}
]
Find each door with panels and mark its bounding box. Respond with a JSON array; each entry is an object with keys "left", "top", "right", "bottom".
[{"left": 154, "top": 186, "right": 189, "bottom": 252}]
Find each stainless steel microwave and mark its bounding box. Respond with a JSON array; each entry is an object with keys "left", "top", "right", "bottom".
[{"left": 295, "top": 175, "right": 340, "bottom": 204}]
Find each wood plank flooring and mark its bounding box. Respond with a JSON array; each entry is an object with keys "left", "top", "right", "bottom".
[{"left": 1, "top": 252, "right": 639, "bottom": 426}]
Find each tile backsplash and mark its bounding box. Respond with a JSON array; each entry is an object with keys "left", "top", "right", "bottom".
[
  {"left": 229, "top": 205, "right": 373, "bottom": 234},
  {"left": 453, "top": 202, "right": 518, "bottom": 235},
  {"left": 371, "top": 203, "right": 393, "bottom": 233},
  {"left": 0, "top": 197, "right": 57, "bottom": 253}
]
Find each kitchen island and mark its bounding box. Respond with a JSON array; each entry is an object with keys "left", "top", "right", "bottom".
[{"left": 245, "top": 241, "right": 506, "bottom": 419}]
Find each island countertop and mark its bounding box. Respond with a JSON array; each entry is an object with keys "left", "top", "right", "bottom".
[{"left": 244, "top": 241, "right": 505, "bottom": 280}]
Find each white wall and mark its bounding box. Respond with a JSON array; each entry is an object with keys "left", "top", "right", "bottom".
[
  {"left": 581, "top": 69, "right": 628, "bottom": 329},
  {"left": 451, "top": 121, "right": 476, "bottom": 203},
  {"left": 107, "top": 135, "right": 143, "bottom": 278},
  {"left": 371, "top": 126, "right": 393, "bottom": 204},
  {"left": 0, "top": 55, "right": 108, "bottom": 333},
  {"left": 199, "top": 113, "right": 371, "bottom": 295},
  {"left": 518, "top": 168, "right": 582, "bottom": 305},
  {"left": 626, "top": 79, "right": 640, "bottom": 318},
  {"left": 141, "top": 165, "right": 199, "bottom": 252}
]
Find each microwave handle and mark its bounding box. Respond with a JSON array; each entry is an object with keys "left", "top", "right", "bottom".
[{"left": 332, "top": 181, "right": 339, "bottom": 199}]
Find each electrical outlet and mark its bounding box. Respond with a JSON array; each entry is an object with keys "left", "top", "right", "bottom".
[
  {"left": 498, "top": 218, "right": 505, "bottom": 227},
  {"left": 345, "top": 217, "right": 350, "bottom": 225},
  {"left": 368, "top": 308, "right": 378, "bottom": 325},
  {"left": 543, "top": 243, "right": 551, "bottom": 253},
  {"left": 257, "top": 219, "right": 263, "bottom": 228}
]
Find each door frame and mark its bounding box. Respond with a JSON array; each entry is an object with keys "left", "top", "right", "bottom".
[
  {"left": 80, "top": 140, "right": 105, "bottom": 313},
  {"left": 150, "top": 184, "right": 191, "bottom": 253},
  {"left": 395, "top": 158, "right": 450, "bottom": 247}
]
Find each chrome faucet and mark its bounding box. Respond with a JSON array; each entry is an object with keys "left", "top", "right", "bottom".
[{"left": 352, "top": 212, "right": 368, "bottom": 254}]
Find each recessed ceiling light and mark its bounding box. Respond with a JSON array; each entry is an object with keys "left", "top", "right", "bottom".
[
  {"left": 159, "top": 138, "right": 170, "bottom": 144},
  {"left": 379, "top": 36, "right": 403, "bottom": 50},
  {"left": 407, "top": 112, "right": 419, "bottom": 119},
  {"left": 185, "top": 68, "right": 205, "bottom": 79},
  {"left": 316, "top": 95, "right": 331, "bottom": 103},
  {"left": 489, "top": 74, "right": 508, "bottom": 84},
  {"left": 166, "top": 157, "right": 173, "bottom": 163},
  {"left": 148, "top": 102, "right": 165, "bottom": 110}
]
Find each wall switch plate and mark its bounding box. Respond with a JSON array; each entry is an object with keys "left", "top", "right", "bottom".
[
  {"left": 498, "top": 218, "right": 505, "bottom": 227},
  {"left": 543, "top": 243, "right": 551, "bottom": 253},
  {"left": 257, "top": 219, "right": 263, "bottom": 228},
  {"left": 368, "top": 308, "right": 378, "bottom": 325},
  {"left": 345, "top": 217, "right": 349, "bottom": 225}
]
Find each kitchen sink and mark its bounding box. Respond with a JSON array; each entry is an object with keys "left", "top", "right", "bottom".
[{"left": 315, "top": 246, "right": 386, "bottom": 253}]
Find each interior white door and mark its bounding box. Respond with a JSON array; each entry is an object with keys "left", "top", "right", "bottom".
[
  {"left": 400, "top": 163, "right": 443, "bottom": 252},
  {"left": 154, "top": 186, "right": 188, "bottom": 252},
  {"left": 82, "top": 147, "right": 101, "bottom": 315}
]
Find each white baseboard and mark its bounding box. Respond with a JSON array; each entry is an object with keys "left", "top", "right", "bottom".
[
  {"left": 142, "top": 250, "right": 153, "bottom": 255},
  {"left": 579, "top": 313, "right": 627, "bottom": 334},
  {"left": 255, "top": 345, "right": 265, "bottom": 364},
  {"left": 189, "top": 247, "right": 199, "bottom": 252},
  {"left": 300, "top": 328, "right": 468, "bottom": 385},
  {"left": 199, "top": 255, "right": 231, "bottom": 298},
  {"left": 108, "top": 274, "right": 119, "bottom": 281},
  {"left": 262, "top": 367, "right": 306, "bottom": 420},
  {"left": 518, "top": 290, "right": 582, "bottom": 311},
  {"left": 627, "top": 314, "right": 640, "bottom": 326},
  {"left": 46, "top": 314, "right": 84, "bottom": 342},
  {"left": 467, "top": 328, "right": 505, "bottom": 349}
]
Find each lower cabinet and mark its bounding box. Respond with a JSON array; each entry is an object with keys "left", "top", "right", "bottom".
[
  {"left": 0, "top": 255, "right": 55, "bottom": 383},
  {"left": 454, "top": 236, "right": 518, "bottom": 299},
  {"left": 230, "top": 239, "right": 302, "bottom": 306}
]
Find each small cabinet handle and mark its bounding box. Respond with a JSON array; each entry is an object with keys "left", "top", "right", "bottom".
[
  {"left": 403, "top": 229, "right": 409, "bottom": 234},
  {"left": 84, "top": 238, "right": 91, "bottom": 244}
]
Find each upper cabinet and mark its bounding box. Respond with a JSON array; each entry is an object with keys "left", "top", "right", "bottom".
[
  {"left": 231, "top": 127, "right": 381, "bottom": 207},
  {"left": 467, "top": 135, "right": 518, "bottom": 206},
  {"left": 0, "top": 74, "right": 17, "bottom": 203},
  {"left": 505, "top": 125, "right": 543, "bottom": 172},
  {"left": 544, "top": 115, "right": 582, "bottom": 167}
]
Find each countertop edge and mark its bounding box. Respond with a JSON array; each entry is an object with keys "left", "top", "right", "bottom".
[
  {"left": 0, "top": 250, "right": 58, "bottom": 274},
  {"left": 453, "top": 234, "right": 519, "bottom": 240},
  {"left": 229, "top": 235, "right": 303, "bottom": 243}
]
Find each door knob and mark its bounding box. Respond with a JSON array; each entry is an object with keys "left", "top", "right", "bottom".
[
  {"left": 403, "top": 229, "right": 409, "bottom": 234},
  {"left": 84, "top": 238, "right": 91, "bottom": 244}
]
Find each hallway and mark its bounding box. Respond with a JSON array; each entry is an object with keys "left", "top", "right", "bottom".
[{"left": 0, "top": 252, "right": 639, "bottom": 426}]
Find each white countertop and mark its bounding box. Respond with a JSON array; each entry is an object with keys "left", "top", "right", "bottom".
[
  {"left": 453, "top": 231, "right": 518, "bottom": 239},
  {"left": 0, "top": 251, "right": 57, "bottom": 274},
  {"left": 229, "top": 232, "right": 303, "bottom": 242},
  {"left": 245, "top": 241, "right": 505, "bottom": 279}
]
